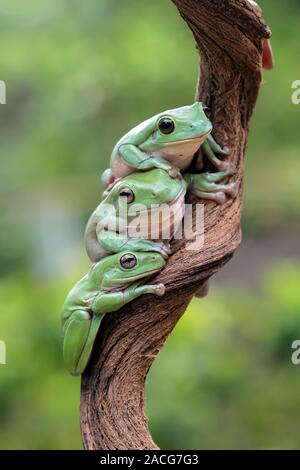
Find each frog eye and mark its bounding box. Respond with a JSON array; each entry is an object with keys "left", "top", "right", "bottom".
[
  {"left": 118, "top": 187, "right": 135, "bottom": 203},
  {"left": 158, "top": 118, "right": 175, "bottom": 135},
  {"left": 120, "top": 253, "right": 137, "bottom": 269}
]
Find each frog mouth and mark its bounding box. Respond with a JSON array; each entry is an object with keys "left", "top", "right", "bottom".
[
  {"left": 104, "top": 268, "right": 162, "bottom": 291},
  {"left": 164, "top": 130, "right": 211, "bottom": 145},
  {"left": 163, "top": 129, "right": 211, "bottom": 146}
]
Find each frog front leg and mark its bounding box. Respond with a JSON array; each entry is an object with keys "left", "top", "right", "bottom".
[
  {"left": 119, "top": 144, "right": 181, "bottom": 179},
  {"left": 98, "top": 229, "right": 172, "bottom": 259},
  {"left": 92, "top": 281, "right": 165, "bottom": 315},
  {"left": 187, "top": 172, "right": 238, "bottom": 204},
  {"left": 62, "top": 310, "right": 103, "bottom": 376},
  {"left": 202, "top": 134, "right": 236, "bottom": 175}
]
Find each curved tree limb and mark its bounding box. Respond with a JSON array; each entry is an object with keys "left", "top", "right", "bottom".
[{"left": 80, "top": 0, "right": 271, "bottom": 450}]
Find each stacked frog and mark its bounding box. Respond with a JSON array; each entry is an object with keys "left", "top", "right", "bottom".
[{"left": 61, "top": 102, "right": 238, "bottom": 376}]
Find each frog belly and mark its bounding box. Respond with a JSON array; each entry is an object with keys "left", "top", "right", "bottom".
[
  {"left": 150, "top": 137, "right": 205, "bottom": 170},
  {"left": 111, "top": 157, "right": 133, "bottom": 180}
]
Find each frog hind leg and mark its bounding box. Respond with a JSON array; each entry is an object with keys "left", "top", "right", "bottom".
[
  {"left": 63, "top": 310, "right": 103, "bottom": 376},
  {"left": 191, "top": 172, "right": 238, "bottom": 203}
]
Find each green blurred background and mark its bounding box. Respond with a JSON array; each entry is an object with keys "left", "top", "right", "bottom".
[{"left": 0, "top": 0, "right": 300, "bottom": 449}]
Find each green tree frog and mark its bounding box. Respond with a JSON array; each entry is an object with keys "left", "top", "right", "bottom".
[
  {"left": 61, "top": 251, "right": 166, "bottom": 376},
  {"left": 101, "top": 102, "right": 233, "bottom": 188},
  {"left": 85, "top": 168, "right": 186, "bottom": 262}
]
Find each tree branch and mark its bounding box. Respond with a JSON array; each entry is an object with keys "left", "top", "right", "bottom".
[{"left": 80, "top": 0, "right": 271, "bottom": 450}]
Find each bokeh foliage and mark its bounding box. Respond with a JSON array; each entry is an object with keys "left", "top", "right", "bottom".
[{"left": 0, "top": 0, "right": 300, "bottom": 449}]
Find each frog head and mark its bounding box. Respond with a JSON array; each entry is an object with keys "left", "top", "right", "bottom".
[
  {"left": 102, "top": 168, "right": 186, "bottom": 239},
  {"left": 140, "top": 102, "right": 212, "bottom": 156},
  {"left": 104, "top": 168, "right": 185, "bottom": 210},
  {"left": 101, "top": 251, "right": 166, "bottom": 290}
]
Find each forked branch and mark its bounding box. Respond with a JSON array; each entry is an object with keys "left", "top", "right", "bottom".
[{"left": 80, "top": 0, "right": 271, "bottom": 450}]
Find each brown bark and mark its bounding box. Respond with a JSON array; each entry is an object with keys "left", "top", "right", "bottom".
[{"left": 80, "top": 0, "right": 271, "bottom": 450}]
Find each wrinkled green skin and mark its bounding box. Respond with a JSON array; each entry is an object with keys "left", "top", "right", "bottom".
[
  {"left": 85, "top": 169, "right": 186, "bottom": 262},
  {"left": 61, "top": 251, "right": 166, "bottom": 375},
  {"left": 101, "top": 102, "right": 235, "bottom": 188}
]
